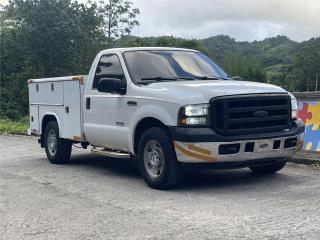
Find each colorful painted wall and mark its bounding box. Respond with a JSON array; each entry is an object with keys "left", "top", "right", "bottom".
[{"left": 298, "top": 100, "right": 320, "bottom": 152}]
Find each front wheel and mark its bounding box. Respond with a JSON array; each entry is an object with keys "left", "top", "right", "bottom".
[
  {"left": 138, "top": 127, "right": 183, "bottom": 189},
  {"left": 44, "top": 121, "right": 72, "bottom": 164},
  {"left": 249, "top": 160, "right": 287, "bottom": 174}
]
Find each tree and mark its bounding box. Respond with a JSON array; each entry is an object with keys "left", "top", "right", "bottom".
[
  {"left": 0, "top": 0, "right": 141, "bottom": 120},
  {"left": 72, "top": 1, "right": 107, "bottom": 72},
  {"left": 0, "top": 0, "right": 108, "bottom": 119},
  {"left": 294, "top": 38, "right": 320, "bottom": 91},
  {"left": 222, "top": 54, "right": 266, "bottom": 82},
  {"left": 99, "top": 0, "right": 139, "bottom": 42}
]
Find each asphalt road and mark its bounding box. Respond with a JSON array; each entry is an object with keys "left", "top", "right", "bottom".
[{"left": 1, "top": 135, "right": 320, "bottom": 240}]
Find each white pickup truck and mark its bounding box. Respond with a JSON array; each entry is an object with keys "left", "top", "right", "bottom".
[{"left": 28, "top": 47, "right": 305, "bottom": 189}]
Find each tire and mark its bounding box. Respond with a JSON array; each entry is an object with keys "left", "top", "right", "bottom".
[
  {"left": 249, "top": 160, "right": 287, "bottom": 174},
  {"left": 138, "top": 127, "right": 183, "bottom": 189},
  {"left": 44, "top": 121, "right": 72, "bottom": 164}
]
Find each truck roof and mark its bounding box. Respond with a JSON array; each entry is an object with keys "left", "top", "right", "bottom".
[{"left": 105, "top": 47, "right": 199, "bottom": 53}]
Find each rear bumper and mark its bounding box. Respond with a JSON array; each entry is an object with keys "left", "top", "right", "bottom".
[{"left": 169, "top": 119, "right": 305, "bottom": 164}]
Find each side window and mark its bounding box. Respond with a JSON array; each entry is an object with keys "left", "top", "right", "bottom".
[{"left": 92, "top": 54, "right": 125, "bottom": 89}]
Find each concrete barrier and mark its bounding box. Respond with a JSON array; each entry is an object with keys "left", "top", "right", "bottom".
[{"left": 294, "top": 92, "right": 320, "bottom": 152}]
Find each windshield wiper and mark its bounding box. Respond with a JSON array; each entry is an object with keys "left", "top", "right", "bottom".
[
  {"left": 138, "top": 76, "right": 195, "bottom": 84},
  {"left": 194, "top": 76, "right": 223, "bottom": 80},
  {"left": 141, "top": 76, "right": 196, "bottom": 81},
  {"left": 137, "top": 76, "right": 222, "bottom": 85},
  {"left": 137, "top": 77, "right": 178, "bottom": 85},
  {"left": 141, "top": 76, "right": 178, "bottom": 82}
]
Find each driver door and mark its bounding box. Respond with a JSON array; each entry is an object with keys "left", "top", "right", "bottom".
[{"left": 83, "top": 54, "right": 129, "bottom": 151}]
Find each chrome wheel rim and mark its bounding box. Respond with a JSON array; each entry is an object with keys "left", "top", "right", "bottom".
[
  {"left": 47, "top": 129, "right": 57, "bottom": 156},
  {"left": 143, "top": 140, "right": 164, "bottom": 178}
]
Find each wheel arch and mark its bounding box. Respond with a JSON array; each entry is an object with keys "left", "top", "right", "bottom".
[
  {"left": 40, "top": 113, "right": 61, "bottom": 147},
  {"left": 132, "top": 117, "right": 168, "bottom": 155}
]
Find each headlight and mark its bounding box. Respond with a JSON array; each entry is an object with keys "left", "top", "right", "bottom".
[
  {"left": 178, "top": 104, "right": 210, "bottom": 126},
  {"left": 291, "top": 96, "right": 298, "bottom": 119}
]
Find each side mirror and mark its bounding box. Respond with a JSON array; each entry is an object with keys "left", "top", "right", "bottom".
[
  {"left": 231, "top": 76, "right": 242, "bottom": 80},
  {"left": 97, "top": 78, "right": 123, "bottom": 93}
]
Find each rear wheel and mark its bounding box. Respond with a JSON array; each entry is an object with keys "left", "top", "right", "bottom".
[
  {"left": 249, "top": 160, "right": 287, "bottom": 174},
  {"left": 138, "top": 127, "right": 183, "bottom": 189},
  {"left": 44, "top": 121, "right": 72, "bottom": 164}
]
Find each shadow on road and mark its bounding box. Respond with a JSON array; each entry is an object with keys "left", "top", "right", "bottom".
[
  {"left": 62, "top": 152, "right": 295, "bottom": 191},
  {"left": 179, "top": 169, "right": 284, "bottom": 191},
  {"left": 68, "top": 152, "right": 140, "bottom": 179}
]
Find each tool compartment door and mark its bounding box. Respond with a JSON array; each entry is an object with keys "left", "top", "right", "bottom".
[
  {"left": 29, "top": 81, "right": 64, "bottom": 105},
  {"left": 62, "top": 80, "right": 82, "bottom": 140},
  {"left": 29, "top": 105, "right": 40, "bottom": 134}
]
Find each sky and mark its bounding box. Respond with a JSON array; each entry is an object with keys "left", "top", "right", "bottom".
[
  {"left": 1, "top": 0, "right": 319, "bottom": 42},
  {"left": 130, "top": 0, "right": 320, "bottom": 42}
]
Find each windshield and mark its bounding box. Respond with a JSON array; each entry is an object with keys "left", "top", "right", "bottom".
[{"left": 123, "top": 50, "right": 229, "bottom": 83}]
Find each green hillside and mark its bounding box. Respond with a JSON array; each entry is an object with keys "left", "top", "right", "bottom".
[{"left": 201, "top": 35, "right": 299, "bottom": 78}]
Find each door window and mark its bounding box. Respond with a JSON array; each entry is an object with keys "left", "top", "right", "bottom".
[{"left": 92, "top": 54, "right": 125, "bottom": 89}]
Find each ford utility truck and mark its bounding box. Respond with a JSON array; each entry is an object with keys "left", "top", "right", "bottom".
[{"left": 28, "top": 47, "right": 305, "bottom": 189}]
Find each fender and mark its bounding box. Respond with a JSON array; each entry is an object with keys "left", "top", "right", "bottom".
[
  {"left": 40, "top": 112, "right": 62, "bottom": 136},
  {"left": 128, "top": 104, "right": 178, "bottom": 153}
]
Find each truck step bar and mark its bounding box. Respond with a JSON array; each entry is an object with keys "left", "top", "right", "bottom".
[{"left": 91, "top": 147, "right": 130, "bottom": 159}]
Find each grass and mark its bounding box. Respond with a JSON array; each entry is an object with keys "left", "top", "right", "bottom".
[{"left": 0, "top": 116, "right": 29, "bottom": 135}]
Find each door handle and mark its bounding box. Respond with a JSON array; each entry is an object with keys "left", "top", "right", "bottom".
[
  {"left": 86, "top": 97, "right": 91, "bottom": 110},
  {"left": 127, "top": 101, "right": 137, "bottom": 106}
]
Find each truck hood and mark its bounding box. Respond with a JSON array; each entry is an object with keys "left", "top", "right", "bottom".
[{"left": 137, "top": 80, "right": 288, "bottom": 104}]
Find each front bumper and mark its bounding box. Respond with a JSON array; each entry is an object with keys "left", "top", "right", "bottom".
[{"left": 170, "top": 119, "right": 305, "bottom": 164}]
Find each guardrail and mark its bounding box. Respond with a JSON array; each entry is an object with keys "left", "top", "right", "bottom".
[{"left": 294, "top": 92, "right": 320, "bottom": 152}]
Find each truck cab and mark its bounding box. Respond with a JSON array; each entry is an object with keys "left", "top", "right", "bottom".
[{"left": 28, "top": 47, "right": 305, "bottom": 189}]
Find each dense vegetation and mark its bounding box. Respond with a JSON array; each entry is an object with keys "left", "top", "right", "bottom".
[
  {"left": 0, "top": 117, "right": 29, "bottom": 134},
  {"left": 0, "top": 0, "right": 319, "bottom": 122}
]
